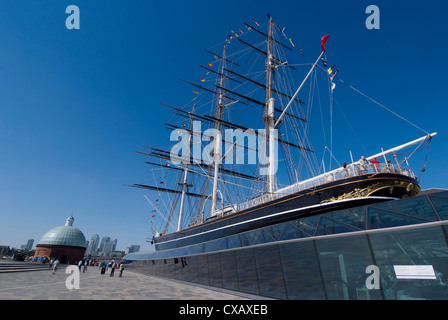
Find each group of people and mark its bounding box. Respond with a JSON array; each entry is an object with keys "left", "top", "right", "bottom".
[
  {"left": 341, "top": 156, "right": 394, "bottom": 177},
  {"left": 77, "top": 259, "right": 90, "bottom": 273},
  {"left": 48, "top": 258, "right": 60, "bottom": 275},
  {"left": 358, "top": 156, "right": 393, "bottom": 173},
  {"left": 47, "top": 258, "right": 124, "bottom": 277},
  {"left": 99, "top": 260, "right": 125, "bottom": 277}
]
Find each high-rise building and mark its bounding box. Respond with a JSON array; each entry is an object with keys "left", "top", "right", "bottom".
[
  {"left": 98, "top": 237, "right": 117, "bottom": 255},
  {"left": 26, "top": 239, "right": 34, "bottom": 250},
  {"left": 86, "top": 234, "right": 100, "bottom": 255},
  {"left": 20, "top": 239, "right": 34, "bottom": 251},
  {"left": 99, "top": 236, "right": 110, "bottom": 253},
  {"left": 110, "top": 239, "right": 117, "bottom": 252},
  {"left": 125, "top": 245, "right": 140, "bottom": 254}
]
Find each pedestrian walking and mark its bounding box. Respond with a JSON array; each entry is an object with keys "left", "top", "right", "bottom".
[
  {"left": 100, "top": 261, "right": 107, "bottom": 274},
  {"left": 52, "top": 259, "right": 60, "bottom": 275},
  {"left": 83, "top": 260, "right": 88, "bottom": 273},
  {"left": 119, "top": 263, "right": 124, "bottom": 277},
  {"left": 110, "top": 262, "right": 116, "bottom": 277}
]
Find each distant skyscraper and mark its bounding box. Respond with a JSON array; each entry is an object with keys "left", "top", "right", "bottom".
[
  {"left": 125, "top": 245, "right": 140, "bottom": 254},
  {"left": 86, "top": 234, "right": 100, "bottom": 255},
  {"left": 102, "top": 238, "right": 117, "bottom": 254},
  {"left": 26, "top": 239, "right": 34, "bottom": 250},
  {"left": 99, "top": 236, "right": 110, "bottom": 253},
  {"left": 110, "top": 239, "right": 117, "bottom": 252},
  {"left": 20, "top": 239, "right": 34, "bottom": 251},
  {"left": 98, "top": 237, "right": 118, "bottom": 255}
]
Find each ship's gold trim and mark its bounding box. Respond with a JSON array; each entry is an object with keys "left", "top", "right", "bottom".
[{"left": 320, "top": 180, "right": 420, "bottom": 204}]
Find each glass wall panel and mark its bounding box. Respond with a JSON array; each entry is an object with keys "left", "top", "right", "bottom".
[
  {"left": 162, "top": 259, "right": 168, "bottom": 277},
  {"left": 316, "top": 235, "right": 382, "bottom": 300},
  {"left": 279, "top": 223, "right": 308, "bottom": 241},
  {"left": 188, "top": 255, "right": 199, "bottom": 284},
  {"left": 367, "top": 207, "right": 428, "bottom": 230},
  {"left": 433, "top": 191, "right": 448, "bottom": 198},
  {"left": 315, "top": 216, "right": 360, "bottom": 236},
  {"left": 228, "top": 234, "right": 242, "bottom": 249},
  {"left": 430, "top": 195, "right": 448, "bottom": 220},
  {"left": 179, "top": 257, "right": 189, "bottom": 282},
  {"left": 279, "top": 240, "right": 326, "bottom": 300},
  {"left": 204, "top": 239, "right": 221, "bottom": 253},
  {"left": 186, "top": 244, "right": 203, "bottom": 256},
  {"left": 197, "top": 254, "right": 210, "bottom": 285},
  {"left": 150, "top": 261, "right": 156, "bottom": 275},
  {"left": 168, "top": 258, "right": 177, "bottom": 279},
  {"left": 369, "top": 226, "right": 448, "bottom": 300},
  {"left": 221, "top": 250, "right": 239, "bottom": 291},
  {"left": 264, "top": 224, "right": 286, "bottom": 241},
  {"left": 208, "top": 253, "right": 223, "bottom": 288},
  {"left": 250, "top": 229, "right": 275, "bottom": 245},
  {"left": 324, "top": 206, "right": 367, "bottom": 230},
  {"left": 236, "top": 248, "right": 260, "bottom": 295},
  {"left": 394, "top": 196, "right": 438, "bottom": 220},
  {"left": 218, "top": 237, "right": 230, "bottom": 251},
  {"left": 292, "top": 216, "right": 319, "bottom": 236},
  {"left": 254, "top": 245, "right": 286, "bottom": 299},
  {"left": 370, "top": 196, "right": 438, "bottom": 221},
  {"left": 147, "top": 261, "right": 153, "bottom": 275},
  {"left": 167, "top": 259, "right": 172, "bottom": 277},
  {"left": 239, "top": 233, "right": 251, "bottom": 247}
]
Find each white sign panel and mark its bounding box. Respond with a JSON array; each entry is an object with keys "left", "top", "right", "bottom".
[{"left": 393, "top": 265, "right": 436, "bottom": 280}]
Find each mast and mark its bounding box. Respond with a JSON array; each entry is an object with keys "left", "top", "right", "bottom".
[
  {"left": 274, "top": 51, "right": 324, "bottom": 128},
  {"left": 177, "top": 105, "right": 194, "bottom": 231},
  {"left": 265, "top": 17, "right": 276, "bottom": 194},
  {"left": 210, "top": 46, "right": 227, "bottom": 215}
]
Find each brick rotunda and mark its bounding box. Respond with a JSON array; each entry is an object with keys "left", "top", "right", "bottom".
[{"left": 34, "top": 216, "right": 87, "bottom": 264}]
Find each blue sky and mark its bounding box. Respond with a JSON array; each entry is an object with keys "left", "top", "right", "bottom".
[{"left": 0, "top": 1, "right": 447, "bottom": 251}]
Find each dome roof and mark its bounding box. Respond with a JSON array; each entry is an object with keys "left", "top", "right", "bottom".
[{"left": 37, "top": 216, "right": 87, "bottom": 248}]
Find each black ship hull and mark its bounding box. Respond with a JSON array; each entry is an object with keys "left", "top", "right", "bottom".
[{"left": 153, "top": 173, "right": 419, "bottom": 251}]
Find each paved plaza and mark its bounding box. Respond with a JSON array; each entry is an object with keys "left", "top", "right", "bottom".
[{"left": 0, "top": 263, "right": 255, "bottom": 300}]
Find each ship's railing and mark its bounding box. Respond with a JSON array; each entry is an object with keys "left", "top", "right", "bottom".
[
  {"left": 237, "top": 163, "right": 416, "bottom": 211},
  {"left": 237, "top": 193, "right": 279, "bottom": 211},
  {"left": 276, "top": 163, "right": 415, "bottom": 197}
]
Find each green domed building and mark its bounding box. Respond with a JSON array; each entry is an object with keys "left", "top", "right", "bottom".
[{"left": 34, "top": 216, "right": 87, "bottom": 264}]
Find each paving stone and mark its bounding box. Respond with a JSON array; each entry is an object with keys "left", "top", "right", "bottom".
[{"left": 0, "top": 264, "right": 252, "bottom": 300}]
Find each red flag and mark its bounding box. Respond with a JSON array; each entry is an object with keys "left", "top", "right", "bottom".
[{"left": 321, "top": 35, "right": 330, "bottom": 54}]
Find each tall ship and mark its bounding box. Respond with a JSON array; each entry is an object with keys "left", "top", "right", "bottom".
[{"left": 124, "top": 16, "right": 444, "bottom": 300}]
